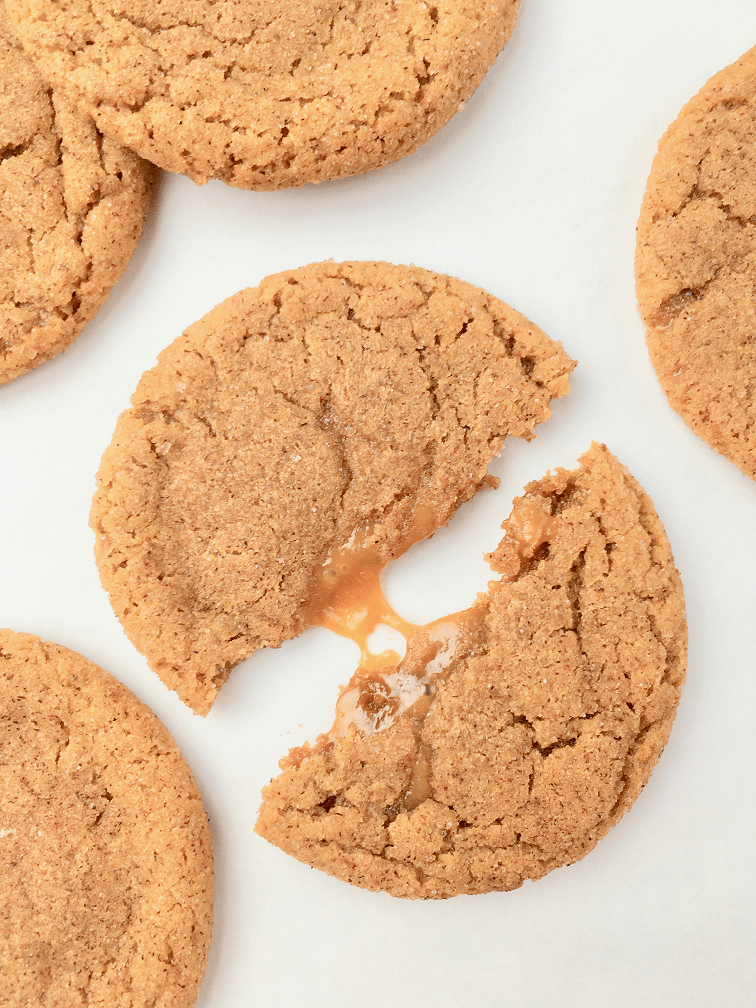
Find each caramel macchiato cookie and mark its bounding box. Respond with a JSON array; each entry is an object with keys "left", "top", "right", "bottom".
[
  {"left": 6, "top": 0, "right": 518, "bottom": 190},
  {"left": 91, "top": 261, "right": 574, "bottom": 715},
  {"left": 637, "top": 46, "right": 756, "bottom": 480},
  {"left": 0, "top": 630, "right": 213, "bottom": 1007},
  {"left": 256, "top": 445, "right": 686, "bottom": 899},
  {"left": 0, "top": 5, "right": 150, "bottom": 385}
]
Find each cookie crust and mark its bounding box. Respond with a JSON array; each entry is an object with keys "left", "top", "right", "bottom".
[
  {"left": 636, "top": 46, "right": 756, "bottom": 480},
  {"left": 6, "top": 0, "right": 518, "bottom": 190},
  {"left": 0, "top": 630, "right": 213, "bottom": 1007},
  {"left": 91, "top": 260, "right": 574, "bottom": 715},
  {"left": 0, "top": 5, "right": 150, "bottom": 385},
  {"left": 256, "top": 445, "right": 687, "bottom": 899}
]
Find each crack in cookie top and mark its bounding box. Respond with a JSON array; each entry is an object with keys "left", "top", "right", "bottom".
[
  {"left": 6, "top": 0, "right": 519, "bottom": 189},
  {"left": 91, "top": 260, "right": 574, "bottom": 715},
  {"left": 636, "top": 46, "right": 756, "bottom": 481},
  {"left": 0, "top": 4, "right": 150, "bottom": 385}
]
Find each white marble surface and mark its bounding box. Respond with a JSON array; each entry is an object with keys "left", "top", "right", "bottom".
[{"left": 2, "top": 1, "right": 755, "bottom": 1005}]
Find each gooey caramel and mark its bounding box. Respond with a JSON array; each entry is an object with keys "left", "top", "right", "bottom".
[
  {"left": 330, "top": 606, "right": 488, "bottom": 740},
  {"left": 304, "top": 505, "right": 436, "bottom": 671},
  {"left": 504, "top": 498, "right": 559, "bottom": 559},
  {"left": 297, "top": 496, "right": 559, "bottom": 813}
]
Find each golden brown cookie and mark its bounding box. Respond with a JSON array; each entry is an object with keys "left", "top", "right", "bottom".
[
  {"left": 255, "top": 444, "right": 687, "bottom": 899},
  {"left": 6, "top": 0, "right": 518, "bottom": 190},
  {"left": 91, "top": 260, "right": 575, "bottom": 715},
  {"left": 0, "top": 4, "right": 150, "bottom": 385},
  {"left": 636, "top": 47, "right": 756, "bottom": 480},
  {"left": 0, "top": 630, "right": 213, "bottom": 1007}
]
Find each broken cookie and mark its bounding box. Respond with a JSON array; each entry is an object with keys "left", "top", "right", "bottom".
[
  {"left": 256, "top": 444, "right": 687, "bottom": 899},
  {"left": 91, "top": 261, "right": 574, "bottom": 715}
]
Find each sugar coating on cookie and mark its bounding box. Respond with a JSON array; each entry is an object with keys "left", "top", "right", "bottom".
[
  {"left": 255, "top": 444, "right": 687, "bottom": 899},
  {"left": 91, "top": 261, "right": 574, "bottom": 716},
  {"left": 0, "top": 630, "right": 213, "bottom": 1006},
  {"left": 636, "top": 47, "right": 756, "bottom": 481},
  {"left": 6, "top": 0, "right": 519, "bottom": 190},
  {"left": 0, "top": 6, "right": 150, "bottom": 385}
]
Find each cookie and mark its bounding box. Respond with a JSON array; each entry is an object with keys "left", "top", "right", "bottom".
[
  {"left": 0, "top": 630, "right": 213, "bottom": 1007},
  {"left": 6, "top": 0, "right": 518, "bottom": 190},
  {"left": 255, "top": 444, "right": 687, "bottom": 899},
  {"left": 0, "top": 4, "right": 150, "bottom": 385},
  {"left": 636, "top": 47, "right": 756, "bottom": 480},
  {"left": 91, "top": 260, "right": 575, "bottom": 715}
]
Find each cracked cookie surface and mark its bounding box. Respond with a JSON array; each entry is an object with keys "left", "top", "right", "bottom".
[
  {"left": 0, "top": 629, "right": 213, "bottom": 1007},
  {"left": 6, "top": 0, "right": 518, "bottom": 190},
  {"left": 91, "top": 260, "right": 574, "bottom": 715},
  {"left": 636, "top": 46, "right": 756, "bottom": 480},
  {"left": 255, "top": 444, "right": 686, "bottom": 899},
  {"left": 0, "top": 4, "right": 150, "bottom": 385}
]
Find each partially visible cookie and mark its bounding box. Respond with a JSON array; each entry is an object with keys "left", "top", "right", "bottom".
[
  {"left": 0, "top": 630, "right": 213, "bottom": 1007},
  {"left": 6, "top": 0, "right": 518, "bottom": 190},
  {"left": 255, "top": 444, "right": 687, "bottom": 899},
  {"left": 636, "top": 46, "right": 756, "bottom": 480},
  {"left": 0, "top": 4, "right": 150, "bottom": 385},
  {"left": 91, "top": 260, "right": 575, "bottom": 715}
]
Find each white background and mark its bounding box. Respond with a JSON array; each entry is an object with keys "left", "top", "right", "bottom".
[{"left": 2, "top": 1, "right": 756, "bottom": 1005}]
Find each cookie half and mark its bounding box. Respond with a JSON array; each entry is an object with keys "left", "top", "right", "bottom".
[
  {"left": 255, "top": 444, "right": 686, "bottom": 899},
  {"left": 0, "top": 630, "right": 213, "bottom": 1006},
  {"left": 91, "top": 261, "right": 575, "bottom": 715},
  {"left": 0, "top": 4, "right": 150, "bottom": 385},
  {"left": 6, "top": 0, "right": 518, "bottom": 190},
  {"left": 636, "top": 47, "right": 756, "bottom": 480}
]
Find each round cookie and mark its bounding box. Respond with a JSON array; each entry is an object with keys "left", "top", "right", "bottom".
[
  {"left": 0, "top": 630, "right": 213, "bottom": 1007},
  {"left": 91, "top": 260, "right": 575, "bottom": 716},
  {"left": 256, "top": 444, "right": 687, "bottom": 899},
  {"left": 636, "top": 47, "right": 756, "bottom": 481},
  {"left": 6, "top": 0, "right": 519, "bottom": 190},
  {"left": 0, "top": 4, "right": 150, "bottom": 385}
]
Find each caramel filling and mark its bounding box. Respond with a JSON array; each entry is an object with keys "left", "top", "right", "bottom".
[
  {"left": 305, "top": 504, "right": 436, "bottom": 669},
  {"left": 297, "top": 496, "right": 559, "bottom": 813},
  {"left": 330, "top": 606, "right": 488, "bottom": 741},
  {"left": 504, "top": 498, "right": 559, "bottom": 559}
]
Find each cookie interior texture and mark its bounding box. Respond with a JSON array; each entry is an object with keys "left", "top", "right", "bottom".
[
  {"left": 0, "top": 630, "right": 213, "bottom": 1007},
  {"left": 636, "top": 46, "right": 756, "bottom": 481},
  {"left": 6, "top": 0, "right": 518, "bottom": 190},
  {"left": 0, "top": 5, "right": 150, "bottom": 385},
  {"left": 255, "top": 444, "right": 687, "bottom": 899},
  {"left": 91, "top": 261, "right": 574, "bottom": 715}
]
